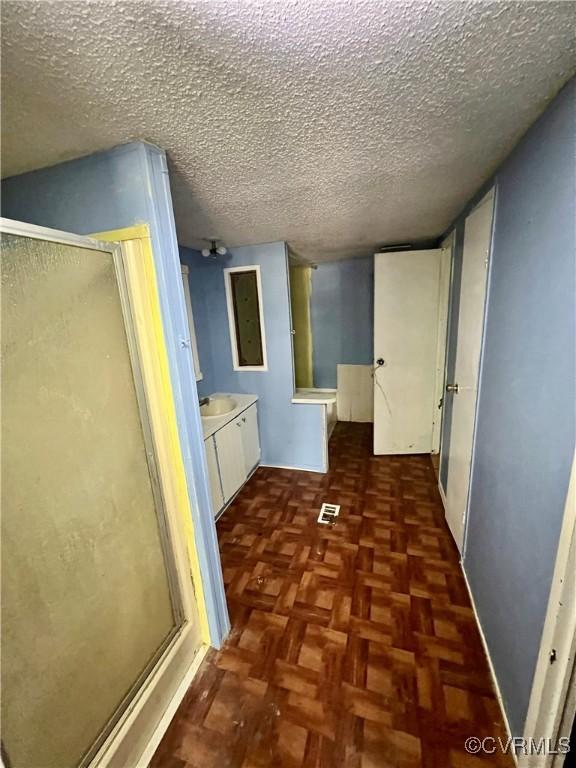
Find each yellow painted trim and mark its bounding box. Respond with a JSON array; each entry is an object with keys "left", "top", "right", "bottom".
[
  {"left": 92, "top": 225, "right": 211, "bottom": 645},
  {"left": 91, "top": 224, "right": 150, "bottom": 242}
]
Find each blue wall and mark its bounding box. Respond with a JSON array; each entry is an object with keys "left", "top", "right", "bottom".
[
  {"left": 310, "top": 256, "right": 374, "bottom": 388},
  {"left": 181, "top": 243, "right": 326, "bottom": 472},
  {"left": 444, "top": 80, "right": 575, "bottom": 735},
  {"left": 1, "top": 142, "right": 230, "bottom": 646}
]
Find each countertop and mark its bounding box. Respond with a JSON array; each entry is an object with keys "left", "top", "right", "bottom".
[
  {"left": 202, "top": 393, "right": 258, "bottom": 439},
  {"left": 291, "top": 389, "right": 337, "bottom": 405}
]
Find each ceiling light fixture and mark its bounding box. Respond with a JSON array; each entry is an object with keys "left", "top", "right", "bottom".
[{"left": 201, "top": 239, "right": 228, "bottom": 258}]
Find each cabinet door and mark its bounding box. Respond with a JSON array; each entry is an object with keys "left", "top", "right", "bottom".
[
  {"left": 214, "top": 419, "right": 247, "bottom": 503},
  {"left": 204, "top": 436, "right": 224, "bottom": 516},
  {"left": 240, "top": 404, "right": 260, "bottom": 474}
]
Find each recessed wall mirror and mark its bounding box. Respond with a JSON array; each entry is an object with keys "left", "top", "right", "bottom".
[{"left": 224, "top": 265, "right": 268, "bottom": 371}]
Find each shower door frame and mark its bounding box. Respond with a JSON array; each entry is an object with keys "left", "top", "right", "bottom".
[{"left": 0, "top": 218, "right": 203, "bottom": 768}]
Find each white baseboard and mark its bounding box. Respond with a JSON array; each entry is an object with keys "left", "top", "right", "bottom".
[
  {"left": 438, "top": 479, "right": 447, "bottom": 510},
  {"left": 461, "top": 569, "right": 517, "bottom": 764},
  {"left": 139, "top": 644, "right": 208, "bottom": 767}
]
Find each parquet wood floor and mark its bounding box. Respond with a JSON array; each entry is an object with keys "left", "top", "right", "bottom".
[{"left": 151, "top": 423, "right": 512, "bottom": 768}]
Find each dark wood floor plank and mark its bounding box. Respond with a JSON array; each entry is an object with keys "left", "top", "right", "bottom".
[{"left": 151, "top": 423, "right": 512, "bottom": 768}]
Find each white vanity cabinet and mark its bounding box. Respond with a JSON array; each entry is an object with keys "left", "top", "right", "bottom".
[{"left": 203, "top": 401, "right": 260, "bottom": 517}]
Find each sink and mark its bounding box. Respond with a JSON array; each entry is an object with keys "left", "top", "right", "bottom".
[{"left": 200, "top": 396, "right": 237, "bottom": 418}]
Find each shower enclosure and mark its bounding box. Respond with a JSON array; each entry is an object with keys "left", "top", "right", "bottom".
[{"left": 1, "top": 219, "right": 202, "bottom": 768}]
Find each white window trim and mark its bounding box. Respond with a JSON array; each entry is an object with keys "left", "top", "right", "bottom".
[
  {"left": 224, "top": 264, "right": 268, "bottom": 372},
  {"left": 180, "top": 265, "right": 203, "bottom": 382}
]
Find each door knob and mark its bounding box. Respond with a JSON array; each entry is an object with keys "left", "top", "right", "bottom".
[{"left": 446, "top": 383, "right": 459, "bottom": 394}]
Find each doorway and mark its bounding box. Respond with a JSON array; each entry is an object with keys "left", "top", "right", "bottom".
[{"left": 1, "top": 219, "right": 204, "bottom": 768}]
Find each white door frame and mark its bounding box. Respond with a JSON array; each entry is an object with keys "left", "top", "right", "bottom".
[
  {"left": 437, "top": 228, "right": 458, "bottom": 510},
  {"left": 521, "top": 452, "right": 576, "bottom": 768},
  {"left": 431, "top": 232, "right": 454, "bottom": 455}
]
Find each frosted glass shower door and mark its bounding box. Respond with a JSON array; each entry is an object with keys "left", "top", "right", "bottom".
[{"left": 1, "top": 224, "right": 187, "bottom": 768}]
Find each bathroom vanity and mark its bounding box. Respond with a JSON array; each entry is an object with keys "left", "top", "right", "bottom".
[{"left": 201, "top": 393, "right": 260, "bottom": 518}]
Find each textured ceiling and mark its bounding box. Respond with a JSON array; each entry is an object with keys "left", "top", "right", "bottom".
[{"left": 1, "top": 1, "right": 575, "bottom": 262}]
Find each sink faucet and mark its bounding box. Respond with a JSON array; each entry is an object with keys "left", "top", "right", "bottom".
[{"left": 199, "top": 396, "right": 210, "bottom": 407}]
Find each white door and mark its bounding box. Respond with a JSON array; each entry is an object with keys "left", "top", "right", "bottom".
[
  {"left": 240, "top": 404, "right": 261, "bottom": 474},
  {"left": 214, "top": 419, "right": 247, "bottom": 503},
  {"left": 373, "top": 249, "right": 442, "bottom": 454},
  {"left": 204, "top": 436, "right": 224, "bottom": 516},
  {"left": 444, "top": 190, "right": 494, "bottom": 550}
]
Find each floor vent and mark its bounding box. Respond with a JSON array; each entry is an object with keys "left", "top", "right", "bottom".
[{"left": 317, "top": 503, "right": 341, "bottom": 525}]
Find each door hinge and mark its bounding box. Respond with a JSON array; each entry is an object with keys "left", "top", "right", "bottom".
[{"left": 549, "top": 648, "right": 557, "bottom": 664}]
